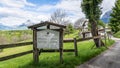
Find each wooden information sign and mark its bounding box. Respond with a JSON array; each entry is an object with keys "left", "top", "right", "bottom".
[
  {"left": 37, "top": 29, "right": 59, "bottom": 49},
  {"left": 28, "top": 21, "right": 66, "bottom": 63}
]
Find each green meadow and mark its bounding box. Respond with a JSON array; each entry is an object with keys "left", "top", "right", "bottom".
[
  {"left": 114, "top": 31, "right": 120, "bottom": 38},
  {"left": 0, "top": 39, "right": 114, "bottom": 68}
]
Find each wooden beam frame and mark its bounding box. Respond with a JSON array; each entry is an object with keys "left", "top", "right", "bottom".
[
  {"left": 59, "top": 29, "right": 63, "bottom": 63},
  {"left": 33, "top": 28, "right": 39, "bottom": 63}
]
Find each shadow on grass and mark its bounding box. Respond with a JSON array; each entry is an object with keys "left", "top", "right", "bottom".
[
  {"left": 19, "top": 54, "right": 81, "bottom": 68},
  {"left": 19, "top": 48, "right": 107, "bottom": 68}
]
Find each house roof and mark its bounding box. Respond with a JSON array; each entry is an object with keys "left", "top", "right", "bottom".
[{"left": 28, "top": 21, "right": 66, "bottom": 29}]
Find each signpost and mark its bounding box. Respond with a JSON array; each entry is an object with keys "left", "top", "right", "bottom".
[
  {"left": 28, "top": 21, "right": 66, "bottom": 63},
  {"left": 37, "top": 29, "right": 59, "bottom": 49}
]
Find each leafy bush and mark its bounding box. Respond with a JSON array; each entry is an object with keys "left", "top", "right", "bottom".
[{"left": 64, "top": 24, "right": 74, "bottom": 35}]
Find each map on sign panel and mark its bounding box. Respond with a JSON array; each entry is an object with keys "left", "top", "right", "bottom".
[{"left": 37, "top": 29, "right": 59, "bottom": 49}]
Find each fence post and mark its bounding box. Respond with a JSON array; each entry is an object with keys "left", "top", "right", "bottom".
[
  {"left": 104, "top": 34, "right": 107, "bottom": 46},
  {"left": 33, "top": 29, "right": 39, "bottom": 63},
  {"left": 74, "top": 38, "right": 78, "bottom": 56},
  {"left": 59, "top": 29, "right": 63, "bottom": 64}
]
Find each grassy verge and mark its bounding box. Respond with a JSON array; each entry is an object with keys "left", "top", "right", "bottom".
[
  {"left": 64, "top": 30, "right": 79, "bottom": 39},
  {"left": 114, "top": 31, "right": 120, "bottom": 38},
  {"left": 0, "top": 39, "right": 114, "bottom": 68}
]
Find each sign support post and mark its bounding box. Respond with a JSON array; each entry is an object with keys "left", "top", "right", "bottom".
[
  {"left": 33, "top": 29, "right": 39, "bottom": 63},
  {"left": 59, "top": 29, "right": 63, "bottom": 63}
]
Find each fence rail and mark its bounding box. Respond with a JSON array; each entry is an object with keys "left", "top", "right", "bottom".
[
  {"left": 0, "top": 35, "right": 104, "bottom": 61},
  {"left": 77, "top": 35, "right": 104, "bottom": 42},
  {"left": 0, "top": 50, "right": 33, "bottom": 61},
  {"left": 0, "top": 42, "right": 32, "bottom": 49},
  {"left": 0, "top": 35, "right": 104, "bottom": 48},
  {"left": 63, "top": 35, "right": 104, "bottom": 43}
]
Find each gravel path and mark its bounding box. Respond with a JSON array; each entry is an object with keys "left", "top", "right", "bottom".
[{"left": 76, "top": 37, "right": 120, "bottom": 68}]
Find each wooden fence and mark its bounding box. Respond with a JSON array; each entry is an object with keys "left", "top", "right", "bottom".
[{"left": 0, "top": 35, "right": 104, "bottom": 61}]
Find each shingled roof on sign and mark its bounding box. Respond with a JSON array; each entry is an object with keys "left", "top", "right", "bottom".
[{"left": 28, "top": 21, "right": 66, "bottom": 29}]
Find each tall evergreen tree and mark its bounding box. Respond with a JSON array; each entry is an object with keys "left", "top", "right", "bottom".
[
  {"left": 81, "top": 0, "right": 104, "bottom": 47},
  {"left": 109, "top": 0, "right": 120, "bottom": 33}
]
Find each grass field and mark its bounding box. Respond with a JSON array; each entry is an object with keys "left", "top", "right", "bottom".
[
  {"left": 0, "top": 39, "right": 114, "bottom": 68},
  {"left": 114, "top": 31, "right": 120, "bottom": 38},
  {"left": 0, "top": 30, "right": 32, "bottom": 44},
  {"left": 64, "top": 30, "right": 80, "bottom": 39}
]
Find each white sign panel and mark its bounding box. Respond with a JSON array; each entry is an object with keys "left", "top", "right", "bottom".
[{"left": 37, "top": 29, "right": 59, "bottom": 49}]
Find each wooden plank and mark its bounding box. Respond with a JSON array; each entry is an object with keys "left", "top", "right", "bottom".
[
  {"left": 63, "top": 49, "right": 74, "bottom": 52},
  {"left": 0, "top": 35, "right": 105, "bottom": 49},
  {"left": 77, "top": 37, "right": 92, "bottom": 42},
  {"left": 0, "top": 39, "right": 74, "bottom": 49},
  {"left": 0, "top": 50, "right": 33, "bottom": 61},
  {"left": 0, "top": 42, "right": 33, "bottom": 49},
  {"left": 93, "top": 35, "right": 104, "bottom": 39},
  {"left": 33, "top": 29, "right": 39, "bottom": 63},
  {"left": 77, "top": 35, "right": 104, "bottom": 42},
  {"left": 39, "top": 49, "right": 74, "bottom": 52},
  {"left": 28, "top": 21, "right": 66, "bottom": 29},
  {"left": 74, "top": 38, "right": 78, "bottom": 56},
  {"left": 59, "top": 29, "right": 63, "bottom": 64},
  {"left": 36, "top": 29, "right": 61, "bottom": 31},
  {"left": 0, "top": 49, "right": 75, "bottom": 62},
  {"left": 64, "top": 35, "right": 104, "bottom": 43},
  {"left": 63, "top": 39, "right": 74, "bottom": 43}
]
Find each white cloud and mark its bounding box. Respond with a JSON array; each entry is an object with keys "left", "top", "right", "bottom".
[
  {"left": 0, "top": 0, "right": 36, "bottom": 8},
  {"left": 0, "top": 6, "right": 50, "bottom": 26},
  {"left": 0, "top": 16, "right": 26, "bottom": 26},
  {"left": 36, "top": 0, "right": 85, "bottom": 23},
  {"left": 51, "top": 0, "right": 85, "bottom": 23},
  {"left": 56, "top": 0, "right": 81, "bottom": 11},
  {"left": 101, "top": 0, "right": 116, "bottom": 13},
  {"left": 0, "top": 0, "right": 116, "bottom": 27}
]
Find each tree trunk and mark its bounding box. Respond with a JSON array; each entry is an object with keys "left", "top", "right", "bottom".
[
  {"left": 82, "top": 33, "right": 85, "bottom": 38},
  {"left": 90, "top": 20, "right": 104, "bottom": 48}
]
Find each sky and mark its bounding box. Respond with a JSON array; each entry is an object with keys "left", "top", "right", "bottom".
[{"left": 0, "top": 0, "right": 116, "bottom": 26}]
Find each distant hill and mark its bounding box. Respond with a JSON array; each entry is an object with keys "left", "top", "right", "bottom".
[
  {"left": 101, "top": 10, "right": 112, "bottom": 23},
  {"left": 0, "top": 23, "right": 28, "bottom": 30},
  {"left": 0, "top": 20, "right": 34, "bottom": 30},
  {"left": 0, "top": 23, "right": 12, "bottom": 30},
  {"left": 15, "top": 23, "right": 28, "bottom": 30}
]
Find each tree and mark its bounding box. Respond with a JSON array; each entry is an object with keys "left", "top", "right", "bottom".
[
  {"left": 50, "top": 9, "right": 69, "bottom": 25},
  {"left": 88, "top": 20, "right": 105, "bottom": 29},
  {"left": 64, "top": 23, "right": 74, "bottom": 35},
  {"left": 81, "top": 0, "right": 104, "bottom": 47},
  {"left": 98, "top": 20, "right": 105, "bottom": 28},
  {"left": 109, "top": 0, "right": 120, "bottom": 33}
]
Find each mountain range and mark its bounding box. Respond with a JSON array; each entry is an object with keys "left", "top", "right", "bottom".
[
  {"left": 0, "top": 20, "right": 34, "bottom": 30},
  {"left": 101, "top": 10, "right": 112, "bottom": 23},
  {"left": 0, "top": 23, "right": 12, "bottom": 30},
  {"left": 0, "top": 11, "right": 112, "bottom": 30},
  {"left": 0, "top": 23, "right": 28, "bottom": 30}
]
